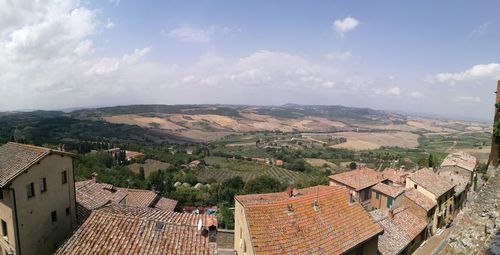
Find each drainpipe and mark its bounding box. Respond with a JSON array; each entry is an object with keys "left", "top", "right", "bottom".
[{"left": 7, "top": 187, "right": 21, "bottom": 255}]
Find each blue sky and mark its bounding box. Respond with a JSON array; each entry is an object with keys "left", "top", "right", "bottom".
[{"left": 0, "top": 0, "right": 499, "bottom": 120}]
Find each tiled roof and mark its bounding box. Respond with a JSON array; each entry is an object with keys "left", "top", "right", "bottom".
[
  {"left": 407, "top": 168, "right": 455, "bottom": 197},
  {"left": 440, "top": 152, "right": 476, "bottom": 172},
  {"left": 371, "top": 183, "right": 404, "bottom": 198},
  {"left": 125, "top": 150, "right": 145, "bottom": 160},
  {"left": 403, "top": 188, "right": 437, "bottom": 211},
  {"left": 370, "top": 208, "right": 427, "bottom": 255},
  {"left": 238, "top": 185, "right": 383, "bottom": 254},
  {"left": 328, "top": 167, "right": 386, "bottom": 191},
  {"left": 55, "top": 205, "right": 217, "bottom": 255},
  {"left": 76, "top": 180, "right": 128, "bottom": 210},
  {"left": 75, "top": 180, "right": 178, "bottom": 223},
  {"left": 382, "top": 168, "right": 408, "bottom": 184},
  {"left": 0, "top": 142, "right": 72, "bottom": 186},
  {"left": 155, "top": 197, "right": 178, "bottom": 211},
  {"left": 123, "top": 189, "right": 159, "bottom": 207},
  {"left": 438, "top": 171, "right": 469, "bottom": 195},
  {"left": 235, "top": 185, "right": 333, "bottom": 206},
  {"left": 392, "top": 207, "right": 428, "bottom": 239}
]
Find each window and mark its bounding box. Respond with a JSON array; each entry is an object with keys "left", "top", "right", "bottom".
[
  {"left": 414, "top": 184, "right": 418, "bottom": 189},
  {"left": 386, "top": 197, "right": 394, "bottom": 208},
  {"left": 65, "top": 207, "right": 70, "bottom": 216},
  {"left": 1, "top": 220, "right": 7, "bottom": 237},
  {"left": 51, "top": 211, "right": 57, "bottom": 222},
  {"left": 39, "top": 177, "right": 47, "bottom": 193},
  {"left": 376, "top": 192, "right": 380, "bottom": 199},
  {"left": 26, "top": 182, "right": 35, "bottom": 199},
  {"left": 0, "top": 189, "right": 3, "bottom": 200},
  {"left": 61, "top": 171, "right": 67, "bottom": 184}
]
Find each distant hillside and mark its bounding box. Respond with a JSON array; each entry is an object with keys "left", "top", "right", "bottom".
[{"left": 0, "top": 104, "right": 491, "bottom": 145}]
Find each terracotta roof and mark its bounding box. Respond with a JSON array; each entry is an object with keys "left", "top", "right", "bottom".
[
  {"left": 237, "top": 185, "right": 383, "bottom": 254},
  {"left": 76, "top": 180, "right": 128, "bottom": 210},
  {"left": 440, "top": 152, "right": 476, "bottom": 172},
  {"left": 382, "top": 168, "right": 409, "bottom": 184},
  {"left": 392, "top": 207, "right": 427, "bottom": 239},
  {"left": 403, "top": 188, "right": 436, "bottom": 211},
  {"left": 235, "top": 185, "right": 333, "bottom": 206},
  {"left": 75, "top": 180, "right": 178, "bottom": 223},
  {"left": 154, "top": 197, "right": 178, "bottom": 211},
  {"left": 329, "top": 167, "right": 386, "bottom": 191},
  {"left": 55, "top": 205, "right": 217, "bottom": 255},
  {"left": 407, "top": 168, "right": 455, "bottom": 197},
  {"left": 371, "top": 183, "right": 404, "bottom": 198},
  {"left": 0, "top": 142, "right": 73, "bottom": 186},
  {"left": 125, "top": 150, "right": 145, "bottom": 160},
  {"left": 370, "top": 208, "right": 427, "bottom": 255},
  {"left": 123, "top": 189, "right": 159, "bottom": 207},
  {"left": 438, "top": 171, "right": 469, "bottom": 195}
]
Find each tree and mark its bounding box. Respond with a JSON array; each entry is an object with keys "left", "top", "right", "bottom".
[
  {"left": 349, "top": 162, "right": 357, "bottom": 170},
  {"left": 138, "top": 167, "right": 145, "bottom": 180},
  {"left": 428, "top": 153, "right": 437, "bottom": 168},
  {"left": 244, "top": 176, "right": 284, "bottom": 194}
]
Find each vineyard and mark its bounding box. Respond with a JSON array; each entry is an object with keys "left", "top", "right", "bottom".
[{"left": 196, "top": 165, "right": 317, "bottom": 184}]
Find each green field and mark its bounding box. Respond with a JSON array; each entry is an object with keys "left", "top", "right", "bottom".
[
  {"left": 198, "top": 156, "right": 319, "bottom": 183},
  {"left": 419, "top": 132, "right": 491, "bottom": 152}
]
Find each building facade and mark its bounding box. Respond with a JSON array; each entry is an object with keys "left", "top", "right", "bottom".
[
  {"left": 0, "top": 142, "right": 76, "bottom": 255},
  {"left": 328, "top": 166, "right": 387, "bottom": 208},
  {"left": 405, "top": 169, "right": 455, "bottom": 235},
  {"left": 370, "top": 182, "right": 404, "bottom": 210}
]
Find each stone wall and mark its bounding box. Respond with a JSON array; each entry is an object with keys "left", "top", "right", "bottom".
[{"left": 441, "top": 168, "right": 500, "bottom": 254}]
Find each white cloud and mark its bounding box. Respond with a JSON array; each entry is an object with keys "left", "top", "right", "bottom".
[
  {"left": 388, "top": 87, "right": 401, "bottom": 96},
  {"left": 429, "top": 63, "right": 500, "bottom": 83},
  {"left": 332, "top": 16, "right": 359, "bottom": 37},
  {"left": 109, "top": 0, "right": 121, "bottom": 6},
  {"left": 468, "top": 22, "right": 490, "bottom": 38},
  {"left": 122, "top": 47, "right": 151, "bottom": 64},
  {"left": 165, "top": 25, "right": 241, "bottom": 43},
  {"left": 166, "top": 25, "right": 215, "bottom": 43},
  {"left": 408, "top": 92, "right": 424, "bottom": 99},
  {"left": 106, "top": 18, "right": 115, "bottom": 28},
  {"left": 453, "top": 96, "right": 481, "bottom": 103},
  {"left": 326, "top": 51, "right": 352, "bottom": 61}
]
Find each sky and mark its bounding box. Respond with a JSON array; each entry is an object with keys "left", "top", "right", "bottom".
[{"left": 0, "top": 0, "right": 499, "bottom": 120}]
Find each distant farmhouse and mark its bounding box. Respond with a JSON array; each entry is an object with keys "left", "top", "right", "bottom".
[{"left": 0, "top": 142, "right": 76, "bottom": 255}]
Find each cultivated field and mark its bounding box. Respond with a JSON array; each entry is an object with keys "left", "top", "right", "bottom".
[
  {"left": 199, "top": 156, "right": 317, "bottom": 183},
  {"left": 196, "top": 166, "right": 315, "bottom": 183},
  {"left": 127, "top": 159, "right": 170, "bottom": 177},
  {"left": 330, "top": 131, "right": 420, "bottom": 150}
]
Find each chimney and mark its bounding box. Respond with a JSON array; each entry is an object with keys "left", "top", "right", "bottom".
[
  {"left": 388, "top": 209, "right": 395, "bottom": 219},
  {"left": 286, "top": 185, "right": 293, "bottom": 197},
  {"left": 91, "top": 172, "right": 98, "bottom": 182}
]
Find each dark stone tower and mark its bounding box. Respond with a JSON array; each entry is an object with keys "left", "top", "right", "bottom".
[{"left": 488, "top": 80, "right": 500, "bottom": 167}]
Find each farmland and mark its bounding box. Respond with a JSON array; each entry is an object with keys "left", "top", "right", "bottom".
[{"left": 127, "top": 159, "right": 170, "bottom": 177}]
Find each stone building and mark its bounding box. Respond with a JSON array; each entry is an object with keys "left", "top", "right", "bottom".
[
  {"left": 405, "top": 168, "right": 455, "bottom": 235},
  {"left": 328, "top": 166, "right": 387, "bottom": 208},
  {"left": 0, "top": 142, "right": 76, "bottom": 255}
]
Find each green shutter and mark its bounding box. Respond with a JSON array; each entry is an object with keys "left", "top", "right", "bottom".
[{"left": 386, "top": 197, "right": 393, "bottom": 208}]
